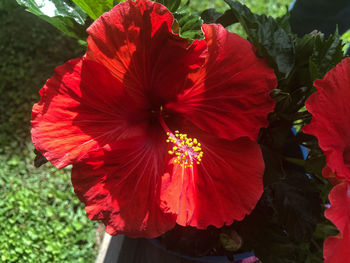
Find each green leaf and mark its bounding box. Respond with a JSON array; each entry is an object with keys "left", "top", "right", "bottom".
[
  {"left": 272, "top": 171, "right": 322, "bottom": 241},
  {"left": 224, "top": 0, "right": 295, "bottom": 79},
  {"left": 71, "top": 0, "right": 114, "bottom": 20},
  {"left": 155, "top": 0, "right": 202, "bottom": 40},
  {"left": 174, "top": 11, "right": 203, "bottom": 40},
  {"left": 155, "top": 0, "right": 181, "bottom": 13},
  {"left": 261, "top": 145, "right": 286, "bottom": 186},
  {"left": 305, "top": 147, "right": 326, "bottom": 177},
  {"left": 200, "top": 8, "right": 222, "bottom": 24},
  {"left": 309, "top": 31, "right": 345, "bottom": 81},
  {"left": 287, "top": 34, "right": 317, "bottom": 90},
  {"left": 236, "top": 191, "right": 304, "bottom": 263},
  {"left": 15, "top": 0, "right": 88, "bottom": 40},
  {"left": 201, "top": 8, "right": 237, "bottom": 27}
]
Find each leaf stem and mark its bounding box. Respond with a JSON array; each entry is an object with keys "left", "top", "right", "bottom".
[{"left": 284, "top": 157, "right": 306, "bottom": 167}]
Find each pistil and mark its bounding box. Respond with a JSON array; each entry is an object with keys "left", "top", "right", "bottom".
[{"left": 159, "top": 111, "right": 203, "bottom": 168}]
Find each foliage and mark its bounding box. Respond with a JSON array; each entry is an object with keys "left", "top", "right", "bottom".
[
  {"left": 309, "top": 32, "right": 345, "bottom": 81},
  {"left": 162, "top": 0, "right": 346, "bottom": 262},
  {"left": 220, "top": 1, "right": 346, "bottom": 262},
  {"left": 156, "top": 0, "right": 181, "bottom": 12},
  {"left": 0, "top": 1, "right": 97, "bottom": 262},
  {"left": 173, "top": 9, "right": 203, "bottom": 39},
  {"left": 193, "top": 0, "right": 292, "bottom": 16},
  {"left": 0, "top": 146, "right": 97, "bottom": 263},
  {"left": 14, "top": 0, "right": 88, "bottom": 39},
  {"left": 71, "top": 0, "right": 115, "bottom": 20},
  {"left": 0, "top": 1, "right": 84, "bottom": 147},
  {"left": 15, "top": 0, "right": 205, "bottom": 42},
  {"left": 155, "top": 0, "right": 205, "bottom": 40},
  {"left": 225, "top": 0, "right": 295, "bottom": 79},
  {"left": 341, "top": 30, "right": 350, "bottom": 52}
]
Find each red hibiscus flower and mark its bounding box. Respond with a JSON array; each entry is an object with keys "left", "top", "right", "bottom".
[
  {"left": 303, "top": 58, "right": 350, "bottom": 262},
  {"left": 31, "top": 0, "right": 276, "bottom": 238},
  {"left": 323, "top": 182, "right": 350, "bottom": 263},
  {"left": 303, "top": 58, "right": 350, "bottom": 180}
]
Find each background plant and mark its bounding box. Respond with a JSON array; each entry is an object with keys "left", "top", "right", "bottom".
[{"left": 0, "top": 1, "right": 96, "bottom": 262}]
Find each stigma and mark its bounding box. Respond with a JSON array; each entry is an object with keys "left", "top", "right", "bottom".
[{"left": 166, "top": 131, "right": 203, "bottom": 168}]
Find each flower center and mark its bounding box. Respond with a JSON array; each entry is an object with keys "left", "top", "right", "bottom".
[
  {"left": 159, "top": 107, "right": 203, "bottom": 168},
  {"left": 166, "top": 131, "right": 203, "bottom": 168}
]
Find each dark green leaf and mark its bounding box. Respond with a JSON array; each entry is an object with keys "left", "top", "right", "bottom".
[
  {"left": 295, "top": 33, "right": 316, "bottom": 61},
  {"left": 15, "top": 0, "right": 88, "bottom": 40},
  {"left": 275, "top": 10, "right": 291, "bottom": 33},
  {"left": 236, "top": 191, "right": 304, "bottom": 263},
  {"left": 271, "top": 88, "right": 292, "bottom": 112},
  {"left": 309, "top": 32, "right": 345, "bottom": 81},
  {"left": 200, "top": 8, "right": 222, "bottom": 24},
  {"left": 155, "top": 0, "right": 181, "bottom": 12},
  {"left": 201, "top": 8, "right": 237, "bottom": 27},
  {"left": 305, "top": 146, "right": 326, "bottom": 176},
  {"left": 285, "top": 34, "right": 316, "bottom": 89},
  {"left": 224, "top": 0, "right": 295, "bottom": 79},
  {"left": 261, "top": 145, "right": 286, "bottom": 186},
  {"left": 272, "top": 171, "right": 322, "bottom": 241},
  {"left": 216, "top": 9, "right": 237, "bottom": 27},
  {"left": 71, "top": 0, "right": 114, "bottom": 20},
  {"left": 313, "top": 222, "right": 338, "bottom": 241}
]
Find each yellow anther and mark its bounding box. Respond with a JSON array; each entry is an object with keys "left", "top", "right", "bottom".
[{"left": 165, "top": 130, "right": 204, "bottom": 168}]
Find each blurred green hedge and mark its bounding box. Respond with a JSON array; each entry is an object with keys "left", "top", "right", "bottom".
[{"left": 0, "top": 1, "right": 97, "bottom": 262}]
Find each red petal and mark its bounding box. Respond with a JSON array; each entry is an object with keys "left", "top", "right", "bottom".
[
  {"left": 31, "top": 58, "right": 147, "bottom": 168},
  {"left": 86, "top": 0, "right": 206, "bottom": 103},
  {"left": 160, "top": 123, "right": 264, "bottom": 228},
  {"left": 324, "top": 229, "right": 350, "bottom": 263},
  {"left": 325, "top": 182, "right": 350, "bottom": 234},
  {"left": 324, "top": 182, "right": 350, "bottom": 262},
  {"left": 71, "top": 132, "right": 176, "bottom": 238},
  {"left": 167, "top": 24, "right": 276, "bottom": 141},
  {"left": 303, "top": 58, "right": 350, "bottom": 179}
]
